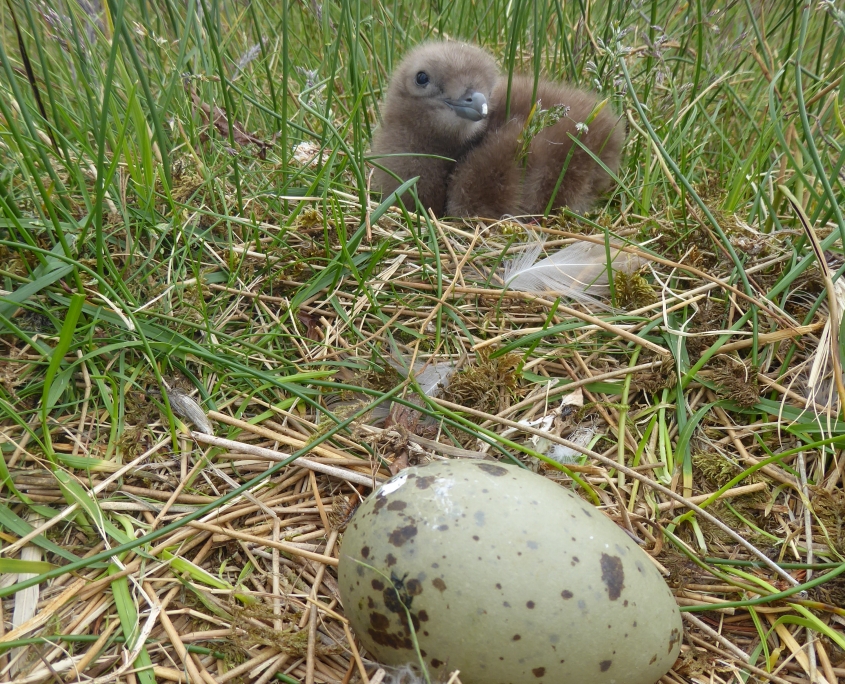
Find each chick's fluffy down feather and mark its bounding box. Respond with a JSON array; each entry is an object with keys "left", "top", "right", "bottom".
[
  {"left": 370, "top": 42, "right": 499, "bottom": 216},
  {"left": 448, "top": 77, "right": 625, "bottom": 216},
  {"left": 370, "top": 43, "right": 625, "bottom": 218}
]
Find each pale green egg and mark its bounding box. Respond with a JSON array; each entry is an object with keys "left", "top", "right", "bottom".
[{"left": 338, "top": 460, "right": 681, "bottom": 684}]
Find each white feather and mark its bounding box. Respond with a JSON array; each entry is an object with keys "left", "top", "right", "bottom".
[
  {"left": 804, "top": 277, "right": 845, "bottom": 413},
  {"left": 11, "top": 544, "right": 42, "bottom": 675},
  {"left": 381, "top": 665, "right": 426, "bottom": 684},
  {"left": 502, "top": 239, "right": 640, "bottom": 308},
  {"left": 386, "top": 351, "right": 456, "bottom": 397},
  {"left": 379, "top": 664, "right": 462, "bottom": 684}
]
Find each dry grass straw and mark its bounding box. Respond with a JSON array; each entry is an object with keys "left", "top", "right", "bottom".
[{"left": 2, "top": 204, "right": 845, "bottom": 683}]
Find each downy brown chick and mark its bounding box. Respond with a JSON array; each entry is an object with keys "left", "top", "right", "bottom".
[
  {"left": 370, "top": 42, "right": 625, "bottom": 218},
  {"left": 446, "top": 76, "right": 625, "bottom": 217},
  {"left": 370, "top": 42, "right": 499, "bottom": 216}
]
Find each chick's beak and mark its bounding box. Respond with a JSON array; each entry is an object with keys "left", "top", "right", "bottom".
[{"left": 444, "top": 90, "right": 488, "bottom": 122}]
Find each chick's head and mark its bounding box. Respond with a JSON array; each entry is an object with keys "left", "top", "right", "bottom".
[{"left": 385, "top": 42, "right": 499, "bottom": 148}]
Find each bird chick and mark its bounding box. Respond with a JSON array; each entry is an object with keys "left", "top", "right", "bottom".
[
  {"left": 370, "top": 42, "right": 625, "bottom": 218},
  {"left": 446, "top": 76, "right": 625, "bottom": 217},
  {"left": 370, "top": 42, "right": 500, "bottom": 216}
]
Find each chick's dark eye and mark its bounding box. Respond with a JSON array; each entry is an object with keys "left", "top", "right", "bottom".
[{"left": 415, "top": 71, "right": 429, "bottom": 86}]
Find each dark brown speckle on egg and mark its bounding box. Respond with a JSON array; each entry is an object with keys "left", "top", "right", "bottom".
[
  {"left": 388, "top": 524, "right": 418, "bottom": 547},
  {"left": 600, "top": 553, "right": 625, "bottom": 601},
  {"left": 476, "top": 463, "right": 508, "bottom": 476},
  {"left": 369, "top": 612, "right": 389, "bottom": 629},
  {"left": 668, "top": 627, "right": 681, "bottom": 653}
]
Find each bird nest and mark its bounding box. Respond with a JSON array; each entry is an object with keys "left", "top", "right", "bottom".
[{"left": 1, "top": 198, "right": 843, "bottom": 684}]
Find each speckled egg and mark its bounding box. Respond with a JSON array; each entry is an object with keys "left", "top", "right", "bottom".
[{"left": 338, "top": 460, "right": 681, "bottom": 684}]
